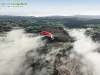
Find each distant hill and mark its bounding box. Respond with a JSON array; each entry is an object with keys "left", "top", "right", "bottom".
[
  {"left": 34, "top": 15, "right": 100, "bottom": 19},
  {"left": 1, "top": 15, "right": 100, "bottom": 19}
]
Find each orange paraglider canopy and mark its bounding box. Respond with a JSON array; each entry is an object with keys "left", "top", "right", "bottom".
[{"left": 40, "top": 31, "right": 53, "bottom": 38}]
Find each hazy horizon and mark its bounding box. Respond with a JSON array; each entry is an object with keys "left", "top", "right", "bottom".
[{"left": 1, "top": 14, "right": 100, "bottom": 18}]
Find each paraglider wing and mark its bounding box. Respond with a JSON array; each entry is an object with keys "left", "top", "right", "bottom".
[{"left": 40, "top": 31, "right": 53, "bottom": 39}]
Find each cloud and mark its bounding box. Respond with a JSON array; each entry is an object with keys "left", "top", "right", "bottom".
[
  {"left": 0, "top": 29, "right": 45, "bottom": 75},
  {"left": 69, "top": 29, "right": 100, "bottom": 75}
]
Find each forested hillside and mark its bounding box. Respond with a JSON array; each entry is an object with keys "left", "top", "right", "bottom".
[
  {"left": 0, "top": 16, "right": 100, "bottom": 75},
  {"left": 0, "top": 16, "right": 100, "bottom": 41}
]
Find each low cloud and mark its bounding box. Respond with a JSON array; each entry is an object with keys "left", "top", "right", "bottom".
[
  {"left": 69, "top": 29, "right": 100, "bottom": 75},
  {"left": 0, "top": 29, "right": 45, "bottom": 75}
]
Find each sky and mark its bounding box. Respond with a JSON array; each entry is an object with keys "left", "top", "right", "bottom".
[{"left": 0, "top": 0, "right": 100, "bottom": 16}]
